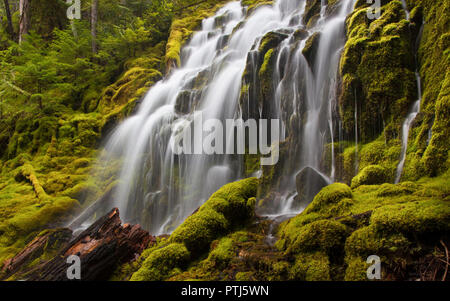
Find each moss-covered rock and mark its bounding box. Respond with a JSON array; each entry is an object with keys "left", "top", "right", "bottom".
[
  {"left": 303, "top": 183, "right": 353, "bottom": 214},
  {"left": 283, "top": 219, "right": 350, "bottom": 255},
  {"left": 131, "top": 178, "right": 258, "bottom": 280},
  {"left": 170, "top": 177, "right": 257, "bottom": 254},
  {"left": 339, "top": 1, "right": 417, "bottom": 144},
  {"left": 130, "top": 243, "right": 190, "bottom": 281},
  {"left": 351, "top": 165, "right": 388, "bottom": 188},
  {"left": 370, "top": 199, "right": 450, "bottom": 235},
  {"left": 289, "top": 251, "right": 331, "bottom": 281},
  {"left": 170, "top": 208, "right": 229, "bottom": 254},
  {"left": 302, "top": 32, "right": 321, "bottom": 68},
  {"left": 164, "top": 0, "right": 231, "bottom": 72}
]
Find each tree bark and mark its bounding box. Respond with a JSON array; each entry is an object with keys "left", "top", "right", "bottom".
[
  {"left": 26, "top": 208, "right": 154, "bottom": 281},
  {"left": 91, "top": 0, "right": 98, "bottom": 53},
  {"left": 19, "top": 0, "right": 31, "bottom": 43},
  {"left": 3, "top": 0, "right": 14, "bottom": 40}
]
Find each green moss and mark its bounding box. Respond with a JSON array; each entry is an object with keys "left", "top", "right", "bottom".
[
  {"left": 344, "top": 257, "right": 370, "bottom": 281},
  {"left": 339, "top": 0, "right": 417, "bottom": 144},
  {"left": 235, "top": 271, "right": 255, "bottom": 281},
  {"left": 370, "top": 199, "right": 450, "bottom": 234},
  {"left": 289, "top": 251, "right": 331, "bottom": 281},
  {"left": 343, "top": 224, "right": 412, "bottom": 280},
  {"left": 206, "top": 237, "right": 235, "bottom": 269},
  {"left": 345, "top": 225, "right": 410, "bottom": 259},
  {"left": 131, "top": 178, "right": 258, "bottom": 279},
  {"left": 130, "top": 243, "right": 190, "bottom": 281},
  {"left": 170, "top": 208, "right": 229, "bottom": 254},
  {"left": 170, "top": 177, "right": 257, "bottom": 254},
  {"left": 416, "top": 0, "right": 450, "bottom": 177},
  {"left": 164, "top": 0, "right": 231, "bottom": 70},
  {"left": 351, "top": 165, "right": 388, "bottom": 189},
  {"left": 303, "top": 183, "right": 353, "bottom": 214},
  {"left": 283, "top": 219, "right": 350, "bottom": 256}
]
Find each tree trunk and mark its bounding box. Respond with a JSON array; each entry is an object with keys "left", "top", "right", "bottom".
[
  {"left": 91, "top": 0, "right": 98, "bottom": 53},
  {"left": 19, "top": 0, "right": 31, "bottom": 43},
  {"left": 3, "top": 0, "right": 14, "bottom": 40}
]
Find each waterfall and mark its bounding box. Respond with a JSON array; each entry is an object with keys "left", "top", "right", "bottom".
[
  {"left": 274, "top": 0, "right": 355, "bottom": 216},
  {"left": 70, "top": 0, "right": 356, "bottom": 235},
  {"left": 395, "top": 3, "right": 423, "bottom": 184},
  {"left": 394, "top": 75, "right": 421, "bottom": 183},
  {"left": 401, "top": 0, "right": 410, "bottom": 20}
]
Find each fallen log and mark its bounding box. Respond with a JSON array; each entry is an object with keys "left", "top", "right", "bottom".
[
  {"left": 25, "top": 208, "right": 154, "bottom": 281},
  {"left": 1, "top": 228, "right": 73, "bottom": 280}
]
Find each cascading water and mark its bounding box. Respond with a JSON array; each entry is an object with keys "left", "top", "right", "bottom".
[
  {"left": 266, "top": 0, "right": 355, "bottom": 216},
  {"left": 395, "top": 2, "right": 424, "bottom": 184},
  {"left": 401, "top": 0, "right": 410, "bottom": 20},
  {"left": 70, "top": 0, "right": 356, "bottom": 235}
]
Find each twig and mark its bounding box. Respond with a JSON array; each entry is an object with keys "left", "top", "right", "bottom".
[
  {"left": 436, "top": 258, "right": 450, "bottom": 266},
  {"left": 1, "top": 79, "right": 31, "bottom": 97},
  {"left": 440, "top": 240, "right": 448, "bottom": 281}
]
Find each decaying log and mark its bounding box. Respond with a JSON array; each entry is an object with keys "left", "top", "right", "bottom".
[
  {"left": 24, "top": 208, "right": 154, "bottom": 281},
  {"left": 1, "top": 228, "right": 73, "bottom": 279}
]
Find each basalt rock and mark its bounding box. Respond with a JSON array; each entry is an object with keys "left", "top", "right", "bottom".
[
  {"left": 302, "top": 31, "right": 321, "bottom": 69},
  {"left": 295, "top": 166, "right": 330, "bottom": 205}
]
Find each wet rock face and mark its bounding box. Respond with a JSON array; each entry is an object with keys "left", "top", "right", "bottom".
[
  {"left": 302, "top": 31, "right": 321, "bottom": 69},
  {"left": 295, "top": 166, "right": 329, "bottom": 205},
  {"left": 175, "top": 90, "right": 193, "bottom": 114},
  {"left": 293, "top": 28, "right": 308, "bottom": 42},
  {"left": 303, "top": 0, "right": 322, "bottom": 26}
]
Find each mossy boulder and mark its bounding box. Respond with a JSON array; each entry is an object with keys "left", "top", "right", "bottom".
[
  {"left": 293, "top": 28, "right": 308, "bottom": 42},
  {"left": 130, "top": 243, "right": 190, "bottom": 281},
  {"left": 284, "top": 219, "right": 350, "bottom": 255},
  {"left": 303, "top": 183, "right": 353, "bottom": 214},
  {"left": 351, "top": 165, "right": 388, "bottom": 188},
  {"left": 258, "top": 31, "right": 288, "bottom": 57},
  {"left": 132, "top": 178, "right": 258, "bottom": 280},
  {"left": 170, "top": 208, "right": 229, "bottom": 254}
]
